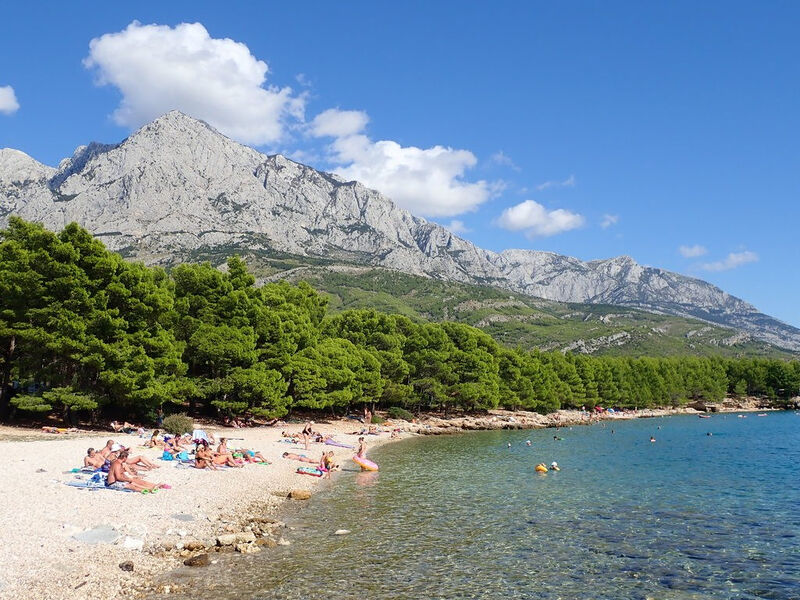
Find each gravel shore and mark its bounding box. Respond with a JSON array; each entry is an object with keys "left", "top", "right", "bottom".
[{"left": 0, "top": 399, "right": 770, "bottom": 600}]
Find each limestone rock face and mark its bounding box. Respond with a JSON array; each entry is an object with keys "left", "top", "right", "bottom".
[{"left": 2, "top": 111, "right": 798, "bottom": 351}]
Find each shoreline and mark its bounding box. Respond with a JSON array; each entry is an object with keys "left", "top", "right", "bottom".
[{"left": 0, "top": 397, "right": 782, "bottom": 600}]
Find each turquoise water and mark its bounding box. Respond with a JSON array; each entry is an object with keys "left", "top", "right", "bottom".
[{"left": 173, "top": 413, "right": 800, "bottom": 599}]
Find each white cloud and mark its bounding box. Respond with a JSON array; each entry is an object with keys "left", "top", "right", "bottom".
[
  {"left": 444, "top": 220, "right": 470, "bottom": 235},
  {"left": 84, "top": 21, "right": 304, "bottom": 145},
  {"left": 700, "top": 250, "right": 759, "bottom": 272},
  {"left": 310, "top": 109, "right": 493, "bottom": 217},
  {"left": 601, "top": 214, "right": 619, "bottom": 229},
  {"left": 536, "top": 174, "right": 576, "bottom": 191},
  {"left": 679, "top": 244, "right": 708, "bottom": 258},
  {"left": 496, "top": 199, "right": 585, "bottom": 238},
  {"left": 490, "top": 151, "right": 520, "bottom": 171},
  {"left": 0, "top": 85, "right": 19, "bottom": 115},
  {"left": 311, "top": 108, "right": 369, "bottom": 138}
]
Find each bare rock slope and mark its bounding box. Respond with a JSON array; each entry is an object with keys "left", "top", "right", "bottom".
[{"left": 2, "top": 111, "right": 798, "bottom": 351}]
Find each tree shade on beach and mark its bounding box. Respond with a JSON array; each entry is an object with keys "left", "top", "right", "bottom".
[{"left": 1, "top": 218, "right": 799, "bottom": 422}]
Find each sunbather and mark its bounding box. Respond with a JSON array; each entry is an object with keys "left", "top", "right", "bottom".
[
  {"left": 106, "top": 450, "right": 166, "bottom": 492},
  {"left": 282, "top": 452, "right": 317, "bottom": 464},
  {"left": 194, "top": 441, "right": 217, "bottom": 470},
  {"left": 83, "top": 448, "right": 105, "bottom": 469},
  {"left": 124, "top": 453, "right": 158, "bottom": 470}
]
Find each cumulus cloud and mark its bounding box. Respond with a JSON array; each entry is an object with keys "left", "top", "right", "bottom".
[
  {"left": 536, "top": 174, "right": 576, "bottom": 191},
  {"left": 601, "top": 214, "right": 619, "bottom": 229},
  {"left": 311, "top": 108, "right": 369, "bottom": 138},
  {"left": 496, "top": 199, "right": 585, "bottom": 238},
  {"left": 311, "top": 108, "right": 492, "bottom": 217},
  {"left": 0, "top": 85, "right": 19, "bottom": 115},
  {"left": 679, "top": 244, "right": 708, "bottom": 258},
  {"left": 700, "top": 250, "right": 759, "bottom": 272},
  {"left": 84, "top": 21, "right": 304, "bottom": 145},
  {"left": 490, "top": 151, "right": 520, "bottom": 171},
  {"left": 444, "top": 220, "right": 470, "bottom": 235}
]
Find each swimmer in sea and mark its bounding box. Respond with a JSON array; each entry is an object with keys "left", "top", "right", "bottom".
[
  {"left": 650, "top": 436, "right": 656, "bottom": 443},
  {"left": 507, "top": 443, "right": 512, "bottom": 448},
  {"left": 526, "top": 440, "right": 531, "bottom": 446}
]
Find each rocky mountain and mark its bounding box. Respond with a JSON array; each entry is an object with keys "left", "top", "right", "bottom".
[{"left": 2, "top": 111, "right": 798, "bottom": 351}]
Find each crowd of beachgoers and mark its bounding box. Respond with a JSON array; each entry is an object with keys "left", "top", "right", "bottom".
[{"left": 67, "top": 409, "right": 393, "bottom": 495}]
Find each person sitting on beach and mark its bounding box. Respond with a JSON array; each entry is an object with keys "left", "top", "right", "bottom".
[
  {"left": 144, "top": 430, "right": 164, "bottom": 449},
  {"left": 106, "top": 450, "right": 166, "bottom": 493},
  {"left": 212, "top": 438, "right": 243, "bottom": 467},
  {"left": 98, "top": 440, "right": 126, "bottom": 458},
  {"left": 282, "top": 452, "right": 318, "bottom": 464},
  {"left": 194, "top": 441, "right": 217, "bottom": 470},
  {"left": 318, "top": 451, "right": 338, "bottom": 478},
  {"left": 83, "top": 448, "right": 105, "bottom": 469}
]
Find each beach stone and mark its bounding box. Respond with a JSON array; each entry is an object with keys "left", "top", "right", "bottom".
[
  {"left": 183, "top": 541, "right": 205, "bottom": 551},
  {"left": 277, "top": 538, "right": 291, "bottom": 546},
  {"left": 288, "top": 489, "right": 312, "bottom": 500},
  {"left": 172, "top": 513, "right": 195, "bottom": 522},
  {"left": 334, "top": 529, "right": 351, "bottom": 536},
  {"left": 72, "top": 524, "right": 120, "bottom": 545},
  {"left": 256, "top": 538, "right": 277, "bottom": 547},
  {"left": 183, "top": 553, "right": 210, "bottom": 567},
  {"left": 216, "top": 534, "right": 237, "bottom": 546},
  {"left": 118, "top": 561, "right": 134, "bottom": 572},
  {"left": 122, "top": 536, "right": 144, "bottom": 551},
  {"left": 235, "top": 543, "right": 261, "bottom": 554}
]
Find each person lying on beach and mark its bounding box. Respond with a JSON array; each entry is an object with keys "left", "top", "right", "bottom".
[
  {"left": 84, "top": 448, "right": 105, "bottom": 469},
  {"left": 238, "top": 448, "right": 268, "bottom": 463},
  {"left": 124, "top": 453, "right": 158, "bottom": 470},
  {"left": 41, "top": 426, "right": 78, "bottom": 434},
  {"left": 282, "top": 452, "right": 318, "bottom": 464},
  {"left": 107, "top": 450, "right": 166, "bottom": 493}
]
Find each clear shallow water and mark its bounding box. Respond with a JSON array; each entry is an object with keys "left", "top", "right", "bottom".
[{"left": 172, "top": 413, "right": 800, "bottom": 599}]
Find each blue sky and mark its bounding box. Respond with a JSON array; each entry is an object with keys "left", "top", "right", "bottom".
[{"left": 1, "top": 2, "right": 798, "bottom": 327}]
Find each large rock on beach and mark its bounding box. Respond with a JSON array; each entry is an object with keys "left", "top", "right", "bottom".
[{"left": 289, "top": 489, "right": 312, "bottom": 500}]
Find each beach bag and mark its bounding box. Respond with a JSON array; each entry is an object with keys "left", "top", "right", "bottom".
[
  {"left": 177, "top": 451, "right": 189, "bottom": 461},
  {"left": 161, "top": 451, "right": 174, "bottom": 461}
]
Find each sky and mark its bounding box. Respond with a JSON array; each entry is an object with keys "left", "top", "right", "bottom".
[{"left": 1, "top": 1, "right": 798, "bottom": 327}]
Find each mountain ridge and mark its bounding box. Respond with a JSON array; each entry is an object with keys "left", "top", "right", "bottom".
[{"left": 2, "top": 110, "right": 798, "bottom": 351}]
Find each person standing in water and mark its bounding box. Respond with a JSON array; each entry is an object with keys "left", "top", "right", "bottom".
[{"left": 357, "top": 437, "right": 367, "bottom": 458}]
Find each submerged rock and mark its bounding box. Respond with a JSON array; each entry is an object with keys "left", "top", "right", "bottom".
[{"left": 289, "top": 489, "right": 312, "bottom": 500}]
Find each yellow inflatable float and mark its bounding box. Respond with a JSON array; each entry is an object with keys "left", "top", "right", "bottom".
[{"left": 535, "top": 463, "right": 548, "bottom": 473}]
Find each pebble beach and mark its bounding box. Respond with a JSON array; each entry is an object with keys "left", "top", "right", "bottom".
[{"left": 0, "top": 400, "right": 770, "bottom": 600}]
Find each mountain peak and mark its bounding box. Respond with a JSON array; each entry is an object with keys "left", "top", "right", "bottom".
[{"left": 0, "top": 148, "right": 55, "bottom": 183}]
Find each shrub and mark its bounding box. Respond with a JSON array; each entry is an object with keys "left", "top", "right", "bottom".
[
  {"left": 370, "top": 414, "right": 386, "bottom": 424},
  {"left": 163, "top": 413, "right": 194, "bottom": 436},
  {"left": 387, "top": 406, "right": 414, "bottom": 421}
]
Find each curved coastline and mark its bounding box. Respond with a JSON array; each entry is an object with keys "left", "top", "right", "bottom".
[{"left": 0, "top": 398, "right": 785, "bottom": 600}]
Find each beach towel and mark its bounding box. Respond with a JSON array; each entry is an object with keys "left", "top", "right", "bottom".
[
  {"left": 192, "top": 429, "right": 212, "bottom": 443},
  {"left": 324, "top": 439, "right": 354, "bottom": 449}
]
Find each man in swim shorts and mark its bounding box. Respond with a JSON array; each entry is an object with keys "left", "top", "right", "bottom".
[{"left": 106, "top": 450, "right": 165, "bottom": 492}]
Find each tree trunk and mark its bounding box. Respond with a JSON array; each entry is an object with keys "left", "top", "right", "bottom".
[{"left": 0, "top": 336, "right": 16, "bottom": 421}]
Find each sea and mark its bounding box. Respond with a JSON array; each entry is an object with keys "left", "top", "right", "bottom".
[{"left": 168, "top": 412, "right": 800, "bottom": 599}]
